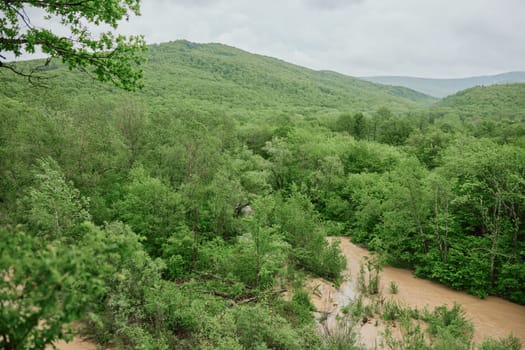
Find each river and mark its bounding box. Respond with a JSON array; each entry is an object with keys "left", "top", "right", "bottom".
[
  {"left": 52, "top": 338, "right": 96, "bottom": 350},
  {"left": 307, "top": 237, "right": 525, "bottom": 347},
  {"left": 54, "top": 236, "right": 525, "bottom": 349}
]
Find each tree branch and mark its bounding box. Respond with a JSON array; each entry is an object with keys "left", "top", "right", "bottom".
[
  {"left": 0, "top": 61, "right": 50, "bottom": 87},
  {"left": 0, "top": 37, "right": 29, "bottom": 45},
  {"left": 5, "top": 3, "right": 34, "bottom": 30}
]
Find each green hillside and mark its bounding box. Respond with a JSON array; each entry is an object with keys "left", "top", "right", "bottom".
[
  {"left": 1, "top": 40, "right": 434, "bottom": 117},
  {"left": 362, "top": 71, "right": 525, "bottom": 98},
  {"left": 144, "top": 41, "right": 434, "bottom": 112},
  {"left": 435, "top": 83, "right": 525, "bottom": 120}
]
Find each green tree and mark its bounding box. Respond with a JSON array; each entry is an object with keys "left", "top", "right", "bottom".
[
  {"left": 335, "top": 113, "right": 353, "bottom": 134},
  {"left": 377, "top": 117, "right": 413, "bottom": 146},
  {"left": 238, "top": 197, "right": 288, "bottom": 289},
  {"left": 0, "top": 0, "right": 146, "bottom": 90},
  {"left": 370, "top": 106, "right": 393, "bottom": 141},
  {"left": 352, "top": 112, "right": 367, "bottom": 140},
  {"left": 446, "top": 142, "right": 523, "bottom": 255},
  {"left": 0, "top": 227, "right": 103, "bottom": 350},
  {"left": 273, "top": 190, "right": 346, "bottom": 281},
  {"left": 114, "top": 166, "right": 184, "bottom": 256},
  {"left": 26, "top": 157, "right": 91, "bottom": 241},
  {"left": 427, "top": 172, "right": 456, "bottom": 263},
  {"left": 206, "top": 168, "right": 245, "bottom": 240},
  {"left": 308, "top": 155, "right": 349, "bottom": 221},
  {"left": 382, "top": 158, "right": 431, "bottom": 262},
  {"left": 263, "top": 137, "right": 294, "bottom": 190}
]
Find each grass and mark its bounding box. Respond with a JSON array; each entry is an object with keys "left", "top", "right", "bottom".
[
  {"left": 381, "top": 300, "right": 404, "bottom": 321},
  {"left": 389, "top": 281, "right": 399, "bottom": 294},
  {"left": 357, "top": 256, "right": 382, "bottom": 295}
]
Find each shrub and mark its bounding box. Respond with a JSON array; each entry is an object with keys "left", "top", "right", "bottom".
[
  {"left": 383, "top": 317, "right": 430, "bottom": 350},
  {"left": 381, "top": 300, "right": 403, "bottom": 321},
  {"left": 231, "top": 304, "right": 303, "bottom": 350},
  {"left": 357, "top": 256, "right": 382, "bottom": 295},
  {"left": 389, "top": 281, "right": 399, "bottom": 294},
  {"left": 275, "top": 289, "right": 315, "bottom": 327},
  {"left": 479, "top": 335, "right": 522, "bottom": 350},
  {"left": 425, "top": 303, "right": 473, "bottom": 347}
]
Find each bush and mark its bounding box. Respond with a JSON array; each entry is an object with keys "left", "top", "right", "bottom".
[
  {"left": 381, "top": 300, "right": 403, "bottom": 321},
  {"left": 495, "top": 262, "right": 525, "bottom": 304},
  {"left": 425, "top": 303, "right": 473, "bottom": 347},
  {"left": 275, "top": 288, "right": 316, "bottom": 326},
  {"left": 0, "top": 227, "right": 102, "bottom": 350},
  {"left": 383, "top": 317, "right": 430, "bottom": 350},
  {"left": 231, "top": 304, "right": 303, "bottom": 350},
  {"left": 162, "top": 229, "right": 194, "bottom": 280},
  {"left": 318, "top": 239, "right": 347, "bottom": 282},
  {"left": 479, "top": 335, "right": 522, "bottom": 350},
  {"left": 389, "top": 281, "right": 399, "bottom": 294},
  {"left": 357, "top": 256, "right": 382, "bottom": 295},
  {"left": 197, "top": 312, "right": 243, "bottom": 350}
]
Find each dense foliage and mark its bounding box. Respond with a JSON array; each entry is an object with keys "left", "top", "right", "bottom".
[
  {"left": 1, "top": 40, "right": 524, "bottom": 349},
  {"left": 0, "top": 0, "right": 146, "bottom": 90}
]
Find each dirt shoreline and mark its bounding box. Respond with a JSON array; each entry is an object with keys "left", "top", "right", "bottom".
[
  {"left": 51, "top": 337, "right": 97, "bottom": 350},
  {"left": 306, "top": 236, "right": 525, "bottom": 347}
]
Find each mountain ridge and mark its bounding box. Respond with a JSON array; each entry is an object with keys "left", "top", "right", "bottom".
[
  {"left": 141, "top": 40, "right": 435, "bottom": 114},
  {"left": 2, "top": 40, "right": 435, "bottom": 116},
  {"left": 361, "top": 71, "right": 525, "bottom": 98}
]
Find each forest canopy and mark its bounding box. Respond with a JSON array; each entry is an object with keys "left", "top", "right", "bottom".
[{"left": 1, "top": 40, "right": 524, "bottom": 349}]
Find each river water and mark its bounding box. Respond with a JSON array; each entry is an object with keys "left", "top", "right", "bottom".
[
  {"left": 54, "top": 236, "right": 525, "bottom": 349},
  {"left": 308, "top": 237, "right": 525, "bottom": 347},
  {"left": 52, "top": 338, "right": 96, "bottom": 350}
]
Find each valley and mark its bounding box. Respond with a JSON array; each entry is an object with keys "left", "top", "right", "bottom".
[{"left": 2, "top": 40, "right": 524, "bottom": 349}]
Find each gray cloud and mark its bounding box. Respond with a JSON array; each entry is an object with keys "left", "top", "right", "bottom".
[
  {"left": 5, "top": 0, "right": 525, "bottom": 78},
  {"left": 163, "top": 0, "right": 221, "bottom": 7},
  {"left": 302, "top": 0, "right": 364, "bottom": 10}
]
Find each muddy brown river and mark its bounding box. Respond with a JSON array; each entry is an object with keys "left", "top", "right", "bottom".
[
  {"left": 308, "top": 237, "right": 525, "bottom": 347},
  {"left": 52, "top": 338, "right": 96, "bottom": 350},
  {"left": 54, "top": 236, "right": 525, "bottom": 349}
]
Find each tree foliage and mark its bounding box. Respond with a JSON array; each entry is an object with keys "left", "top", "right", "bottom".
[
  {"left": 0, "top": 0, "right": 146, "bottom": 90},
  {"left": 0, "top": 227, "right": 103, "bottom": 350},
  {"left": 25, "top": 157, "right": 91, "bottom": 242}
]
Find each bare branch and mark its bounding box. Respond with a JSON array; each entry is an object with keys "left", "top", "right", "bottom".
[
  {"left": 5, "top": 3, "right": 34, "bottom": 30},
  {"left": 0, "top": 61, "right": 50, "bottom": 87}
]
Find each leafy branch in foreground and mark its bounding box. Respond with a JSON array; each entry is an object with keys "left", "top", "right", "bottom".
[
  {"left": 0, "top": 227, "right": 104, "bottom": 350},
  {"left": 0, "top": 0, "right": 146, "bottom": 90}
]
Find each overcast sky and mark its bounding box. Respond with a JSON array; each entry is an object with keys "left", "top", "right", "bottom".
[{"left": 9, "top": 0, "right": 525, "bottom": 78}]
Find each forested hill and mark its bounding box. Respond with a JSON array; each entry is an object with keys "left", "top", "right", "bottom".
[
  {"left": 142, "top": 41, "right": 434, "bottom": 113},
  {"left": 1, "top": 40, "right": 434, "bottom": 116},
  {"left": 362, "top": 71, "right": 525, "bottom": 98},
  {"left": 435, "top": 83, "right": 525, "bottom": 119}
]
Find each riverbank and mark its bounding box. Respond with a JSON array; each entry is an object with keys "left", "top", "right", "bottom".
[{"left": 307, "top": 237, "right": 525, "bottom": 347}]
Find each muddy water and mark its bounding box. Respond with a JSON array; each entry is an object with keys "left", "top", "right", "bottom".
[
  {"left": 50, "top": 338, "right": 97, "bottom": 350},
  {"left": 50, "top": 237, "right": 525, "bottom": 349},
  {"left": 310, "top": 237, "right": 525, "bottom": 347}
]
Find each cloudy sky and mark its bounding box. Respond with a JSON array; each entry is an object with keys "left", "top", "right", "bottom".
[{"left": 9, "top": 0, "right": 525, "bottom": 78}]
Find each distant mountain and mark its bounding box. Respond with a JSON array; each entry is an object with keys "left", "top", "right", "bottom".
[
  {"left": 435, "top": 83, "right": 525, "bottom": 120},
  {"left": 361, "top": 72, "right": 525, "bottom": 98},
  {"left": 1, "top": 40, "right": 434, "bottom": 116},
  {"left": 139, "top": 41, "right": 436, "bottom": 115}
]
